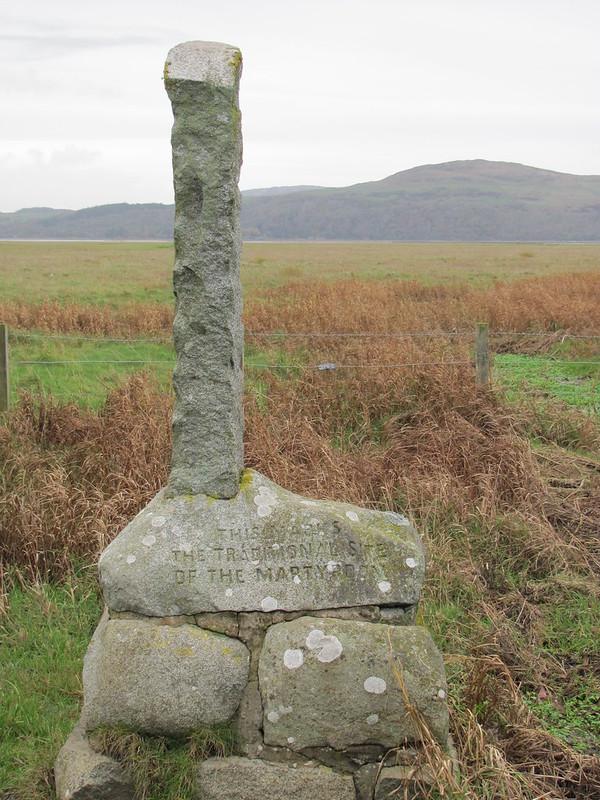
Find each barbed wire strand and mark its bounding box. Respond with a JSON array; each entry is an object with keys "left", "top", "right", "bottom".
[
  {"left": 9, "top": 329, "right": 600, "bottom": 344},
  {"left": 14, "top": 359, "right": 475, "bottom": 370}
]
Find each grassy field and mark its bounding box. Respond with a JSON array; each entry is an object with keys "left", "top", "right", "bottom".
[
  {"left": 2, "top": 241, "right": 600, "bottom": 305},
  {"left": 1, "top": 242, "right": 600, "bottom": 799}
]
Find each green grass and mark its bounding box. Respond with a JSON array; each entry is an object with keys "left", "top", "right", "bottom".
[
  {"left": 541, "top": 591, "right": 600, "bottom": 658},
  {"left": 0, "top": 573, "right": 102, "bottom": 797},
  {"left": 521, "top": 590, "right": 600, "bottom": 754},
  {"left": 96, "top": 726, "right": 235, "bottom": 800},
  {"left": 524, "top": 684, "right": 600, "bottom": 754},
  {"left": 495, "top": 353, "right": 600, "bottom": 411},
  {"left": 2, "top": 241, "right": 600, "bottom": 305},
  {"left": 9, "top": 335, "right": 175, "bottom": 409},
  {"left": 7, "top": 336, "right": 307, "bottom": 408}
]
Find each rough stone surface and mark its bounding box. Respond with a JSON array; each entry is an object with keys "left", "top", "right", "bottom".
[
  {"left": 164, "top": 41, "right": 244, "bottom": 498},
  {"left": 354, "top": 763, "right": 436, "bottom": 800},
  {"left": 99, "top": 470, "right": 424, "bottom": 616},
  {"left": 196, "top": 756, "right": 356, "bottom": 800},
  {"left": 234, "top": 680, "right": 263, "bottom": 756},
  {"left": 54, "top": 724, "right": 133, "bottom": 800},
  {"left": 82, "top": 616, "right": 249, "bottom": 736},
  {"left": 259, "top": 616, "right": 448, "bottom": 750},
  {"left": 195, "top": 611, "right": 239, "bottom": 637},
  {"left": 380, "top": 605, "right": 418, "bottom": 625},
  {"left": 300, "top": 745, "right": 385, "bottom": 773}
]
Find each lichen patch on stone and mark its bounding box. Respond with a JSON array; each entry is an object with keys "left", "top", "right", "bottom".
[
  {"left": 283, "top": 649, "right": 304, "bottom": 669},
  {"left": 345, "top": 511, "right": 359, "bottom": 522},
  {"left": 305, "top": 629, "right": 343, "bottom": 663},
  {"left": 142, "top": 535, "right": 156, "bottom": 547},
  {"left": 377, "top": 580, "right": 392, "bottom": 593},
  {"left": 261, "top": 596, "right": 278, "bottom": 612},
  {"left": 363, "top": 676, "right": 387, "bottom": 694}
]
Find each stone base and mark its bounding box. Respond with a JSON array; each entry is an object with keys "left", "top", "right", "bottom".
[
  {"left": 56, "top": 471, "right": 451, "bottom": 799},
  {"left": 54, "top": 724, "right": 133, "bottom": 800},
  {"left": 196, "top": 757, "right": 355, "bottom": 800}
]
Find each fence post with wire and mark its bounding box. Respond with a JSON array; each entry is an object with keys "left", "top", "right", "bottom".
[
  {"left": 475, "top": 322, "right": 491, "bottom": 387},
  {"left": 0, "top": 323, "right": 9, "bottom": 412}
]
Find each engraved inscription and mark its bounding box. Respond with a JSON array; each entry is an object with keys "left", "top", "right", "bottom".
[{"left": 170, "top": 526, "right": 390, "bottom": 587}]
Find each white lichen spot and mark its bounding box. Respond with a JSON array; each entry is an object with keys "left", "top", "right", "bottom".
[
  {"left": 405, "top": 557, "right": 418, "bottom": 569},
  {"left": 316, "top": 636, "right": 343, "bottom": 663},
  {"left": 225, "top": 588, "right": 233, "bottom": 598},
  {"left": 364, "top": 676, "right": 387, "bottom": 694},
  {"left": 126, "top": 554, "right": 136, "bottom": 565},
  {"left": 261, "top": 596, "right": 278, "bottom": 612},
  {"left": 326, "top": 560, "right": 339, "bottom": 573},
  {"left": 437, "top": 688, "right": 447, "bottom": 700},
  {"left": 377, "top": 580, "right": 392, "bottom": 594},
  {"left": 305, "top": 628, "right": 343, "bottom": 663},
  {"left": 300, "top": 499, "right": 318, "bottom": 506},
  {"left": 142, "top": 534, "right": 156, "bottom": 547},
  {"left": 254, "top": 488, "right": 277, "bottom": 519},
  {"left": 366, "top": 713, "right": 379, "bottom": 726},
  {"left": 257, "top": 504, "right": 273, "bottom": 517},
  {"left": 346, "top": 510, "right": 359, "bottom": 522},
  {"left": 306, "top": 629, "right": 324, "bottom": 649},
  {"left": 293, "top": 575, "right": 302, "bottom": 584},
  {"left": 272, "top": 543, "right": 280, "bottom": 550},
  {"left": 151, "top": 516, "right": 166, "bottom": 528},
  {"left": 267, "top": 710, "right": 280, "bottom": 723},
  {"left": 287, "top": 737, "right": 295, "bottom": 744},
  {"left": 279, "top": 705, "right": 293, "bottom": 715},
  {"left": 283, "top": 648, "right": 304, "bottom": 669}
]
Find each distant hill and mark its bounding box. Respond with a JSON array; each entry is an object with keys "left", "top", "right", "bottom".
[{"left": 2, "top": 160, "right": 600, "bottom": 241}]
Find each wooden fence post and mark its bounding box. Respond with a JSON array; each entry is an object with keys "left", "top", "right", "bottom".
[
  {"left": 475, "top": 322, "right": 490, "bottom": 387},
  {"left": 0, "top": 324, "right": 8, "bottom": 411}
]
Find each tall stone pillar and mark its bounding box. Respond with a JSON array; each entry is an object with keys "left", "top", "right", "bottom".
[{"left": 165, "top": 41, "right": 244, "bottom": 498}]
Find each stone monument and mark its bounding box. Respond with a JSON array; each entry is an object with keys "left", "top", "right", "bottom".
[{"left": 55, "top": 41, "right": 451, "bottom": 800}]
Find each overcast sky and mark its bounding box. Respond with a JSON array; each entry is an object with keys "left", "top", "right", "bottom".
[{"left": 2, "top": 0, "right": 599, "bottom": 211}]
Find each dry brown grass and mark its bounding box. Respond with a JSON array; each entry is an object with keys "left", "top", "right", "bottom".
[{"left": 1, "top": 271, "right": 600, "bottom": 343}]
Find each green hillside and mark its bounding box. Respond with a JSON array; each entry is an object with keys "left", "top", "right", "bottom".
[{"left": 2, "top": 160, "right": 600, "bottom": 241}]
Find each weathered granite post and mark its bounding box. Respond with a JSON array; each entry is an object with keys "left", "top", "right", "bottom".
[
  {"left": 54, "top": 42, "right": 452, "bottom": 800},
  {"left": 166, "top": 41, "right": 244, "bottom": 499}
]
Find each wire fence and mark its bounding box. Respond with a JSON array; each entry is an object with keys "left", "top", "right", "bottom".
[{"left": 2, "top": 322, "right": 600, "bottom": 411}]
